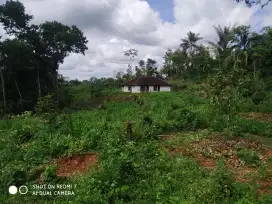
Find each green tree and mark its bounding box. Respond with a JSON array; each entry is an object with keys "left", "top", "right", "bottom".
[
  {"left": 209, "top": 25, "right": 235, "bottom": 58},
  {"left": 0, "top": 0, "right": 88, "bottom": 113},
  {"left": 180, "top": 31, "right": 203, "bottom": 56},
  {"left": 251, "top": 27, "right": 272, "bottom": 77},
  {"left": 233, "top": 25, "right": 252, "bottom": 52}
]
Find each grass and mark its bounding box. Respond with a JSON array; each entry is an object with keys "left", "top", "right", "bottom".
[{"left": 1, "top": 90, "right": 272, "bottom": 203}]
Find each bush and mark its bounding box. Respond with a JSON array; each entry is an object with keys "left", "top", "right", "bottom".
[
  {"left": 237, "top": 148, "right": 261, "bottom": 167},
  {"left": 43, "top": 165, "right": 57, "bottom": 182},
  {"left": 35, "top": 94, "right": 58, "bottom": 124},
  {"left": 143, "top": 115, "right": 153, "bottom": 126},
  {"left": 10, "top": 170, "right": 27, "bottom": 186},
  {"left": 252, "top": 91, "right": 266, "bottom": 105}
]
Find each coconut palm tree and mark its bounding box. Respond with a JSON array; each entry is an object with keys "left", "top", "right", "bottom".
[
  {"left": 180, "top": 32, "right": 203, "bottom": 75},
  {"left": 209, "top": 25, "right": 236, "bottom": 57},
  {"left": 180, "top": 31, "right": 203, "bottom": 56},
  {"left": 233, "top": 25, "right": 253, "bottom": 52}
]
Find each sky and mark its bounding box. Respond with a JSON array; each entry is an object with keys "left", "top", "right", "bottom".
[{"left": 0, "top": 0, "right": 272, "bottom": 80}]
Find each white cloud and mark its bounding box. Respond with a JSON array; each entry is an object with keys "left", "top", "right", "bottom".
[{"left": 2, "top": 0, "right": 271, "bottom": 80}]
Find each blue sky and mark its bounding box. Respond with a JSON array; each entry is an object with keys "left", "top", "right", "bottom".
[{"left": 146, "top": 0, "right": 175, "bottom": 22}]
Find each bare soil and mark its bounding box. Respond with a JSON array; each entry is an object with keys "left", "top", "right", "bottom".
[
  {"left": 56, "top": 152, "right": 98, "bottom": 177},
  {"left": 165, "top": 134, "right": 272, "bottom": 195},
  {"left": 240, "top": 112, "right": 272, "bottom": 123}
]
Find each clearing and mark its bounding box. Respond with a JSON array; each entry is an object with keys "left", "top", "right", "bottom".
[{"left": 162, "top": 129, "right": 272, "bottom": 195}]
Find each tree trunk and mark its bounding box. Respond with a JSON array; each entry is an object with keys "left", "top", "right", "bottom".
[
  {"left": 0, "top": 69, "right": 7, "bottom": 111},
  {"left": 55, "top": 72, "right": 59, "bottom": 106},
  {"left": 37, "top": 67, "right": 41, "bottom": 98},
  {"left": 15, "top": 80, "right": 24, "bottom": 112},
  {"left": 51, "top": 71, "right": 59, "bottom": 107}
]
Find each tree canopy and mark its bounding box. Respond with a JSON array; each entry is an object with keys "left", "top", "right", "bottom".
[{"left": 0, "top": 0, "right": 88, "bottom": 114}]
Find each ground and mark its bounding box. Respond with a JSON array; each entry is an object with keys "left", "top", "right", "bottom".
[
  {"left": 2, "top": 91, "right": 272, "bottom": 203},
  {"left": 162, "top": 129, "right": 272, "bottom": 195}
]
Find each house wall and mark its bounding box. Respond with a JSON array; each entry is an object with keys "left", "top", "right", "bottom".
[
  {"left": 132, "top": 86, "right": 141, "bottom": 93},
  {"left": 149, "top": 86, "right": 154, "bottom": 92},
  {"left": 149, "top": 86, "right": 171, "bottom": 92},
  {"left": 160, "top": 86, "right": 171, "bottom": 92},
  {"left": 123, "top": 86, "right": 171, "bottom": 93},
  {"left": 122, "top": 86, "right": 130, "bottom": 92}
]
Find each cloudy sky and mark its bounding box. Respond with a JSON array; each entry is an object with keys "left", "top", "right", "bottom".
[{"left": 1, "top": 0, "right": 272, "bottom": 80}]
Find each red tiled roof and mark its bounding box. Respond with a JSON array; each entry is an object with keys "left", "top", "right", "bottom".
[{"left": 123, "top": 76, "right": 171, "bottom": 86}]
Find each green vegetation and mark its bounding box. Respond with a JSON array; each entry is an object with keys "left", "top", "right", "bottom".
[
  {"left": 236, "top": 148, "right": 261, "bottom": 167},
  {"left": 1, "top": 91, "right": 272, "bottom": 203},
  {"left": 0, "top": 1, "right": 272, "bottom": 204}
]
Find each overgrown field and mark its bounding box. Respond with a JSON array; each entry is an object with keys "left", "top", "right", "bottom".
[{"left": 1, "top": 91, "right": 272, "bottom": 204}]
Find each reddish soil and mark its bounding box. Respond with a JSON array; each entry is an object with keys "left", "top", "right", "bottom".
[
  {"left": 164, "top": 135, "right": 272, "bottom": 195},
  {"left": 56, "top": 153, "right": 98, "bottom": 177},
  {"left": 256, "top": 180, "right": 272, "bottom": 195},
  {"left": 262, "top": 150, "right": 272, "bottom": 160},
  {"left": 197, "top": 155, "right": 217, "bottom": 170},
  {"left": 158, "top": 135, "right": 172, "bottom": 140},
  {"left": 240, "top": 112, "right": 272, "bottom": 123}
]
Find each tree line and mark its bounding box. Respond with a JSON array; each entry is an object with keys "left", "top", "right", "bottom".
[
  {"left": 119, "top": 24, "right": 272, "bottom": 83},
  {"left": 1, "top": 0, "right": 272, "bottom": 116}
]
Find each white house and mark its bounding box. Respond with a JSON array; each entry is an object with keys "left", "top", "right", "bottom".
[{"left": 122, "top": 76, "right": 171, "bottom": 93}]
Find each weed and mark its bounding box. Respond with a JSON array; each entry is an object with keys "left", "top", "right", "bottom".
[{"left": 237, "top": 148, "right": 261, "bottom": 167}]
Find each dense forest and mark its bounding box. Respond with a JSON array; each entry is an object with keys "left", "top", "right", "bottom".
[{"left": 1, "top": 1, "right": 272, "bottom": 204}]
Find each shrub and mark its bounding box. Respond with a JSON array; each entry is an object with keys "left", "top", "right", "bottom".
[
  {"left": 10, "top": 170, "right": 27, "bottom": 186},
  {"left": 143, "top": 115, "right": 153, "bottom": 126},
  {"left": 35, "top": 94, "right": 58, "bottom": 124},
  {"left": 43, "top": 165, "right": 57, "bottom": 182},
  {"left": 237, "top": 148, "right": 261, "bottom": 167},
  {"left": 170, "top": 102, "right": 182, "bottom": 110},
  {"left": 252, "top": 91, "right": 266, "bottom": 105}
]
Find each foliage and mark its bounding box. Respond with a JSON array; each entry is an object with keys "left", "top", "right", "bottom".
[
  {"left": 1, "top": 91, "right": 272, "bottom": 203},
  {"left": 252, "top": 91, "right": 266, "bottom": 105},
  {"left": 35, "top": 94, "right": 58, "bottom": 124},
  {"left": 236, "top": 148, "right": 261, "bottom": 167},
  {"left": 43, "top": 165, "right": 57, "bottom": 182},
  {"left": 0, "top": 0, "right": 88, "bottom": 114},
  {"left": 1, "top": 1, "right": 272, "bottom": 203}
]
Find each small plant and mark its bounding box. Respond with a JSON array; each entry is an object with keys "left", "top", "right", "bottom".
[
  {"left": 236, "top": 148, "right": 261, "bottom": 167},
  {"left": 252, "top": 91, "right": 266, "bottom": 105},
  {"left": 223, "top": 126, "right": 243, "bottom": 139},
  {"left": 143, "top": 115, "right": 153, "bottom": 126},
  {"left": 10, "top": 111, "right": 32, "bottom": 119},
  {"left": 35, "top": 94, "right": 58, "bottom": 124},
  {"left": 268, "top": 157, "right": 272, "bottom": 164},
  {"left": 43, "top": 165, "right": 57, "bottom": 182},
  {"left": 35, "top": 94, "right": 58, "bottom": 139},
  {"left": 170, "top": 102, "right": 181, "bottom": 110},
  {"left": 17, "top": 125, "right": 35, "bottom": 144},
  {"left": 10, "top": 170, "right": 27, "bottom": 186}
]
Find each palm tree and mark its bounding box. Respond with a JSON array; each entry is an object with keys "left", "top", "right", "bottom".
[
  {"left": 233, "top": 25, "right": 252, "bottom": 51},
  {"left": 209, "top": 25, "right": 236, "bottom": 57},
  {"left": 180, "top": 32, "right": 203, "bottom": 75},
  {"left": 180, "top": 31, "right": 203, "bottom": 56}
]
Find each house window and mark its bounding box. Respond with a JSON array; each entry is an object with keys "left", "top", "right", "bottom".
[
  {"left": 128, "top": 86, "right": 132, "bottom": 92},
  {"left": 154, "top": 86, "right": 160, "bottom": 92}
]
